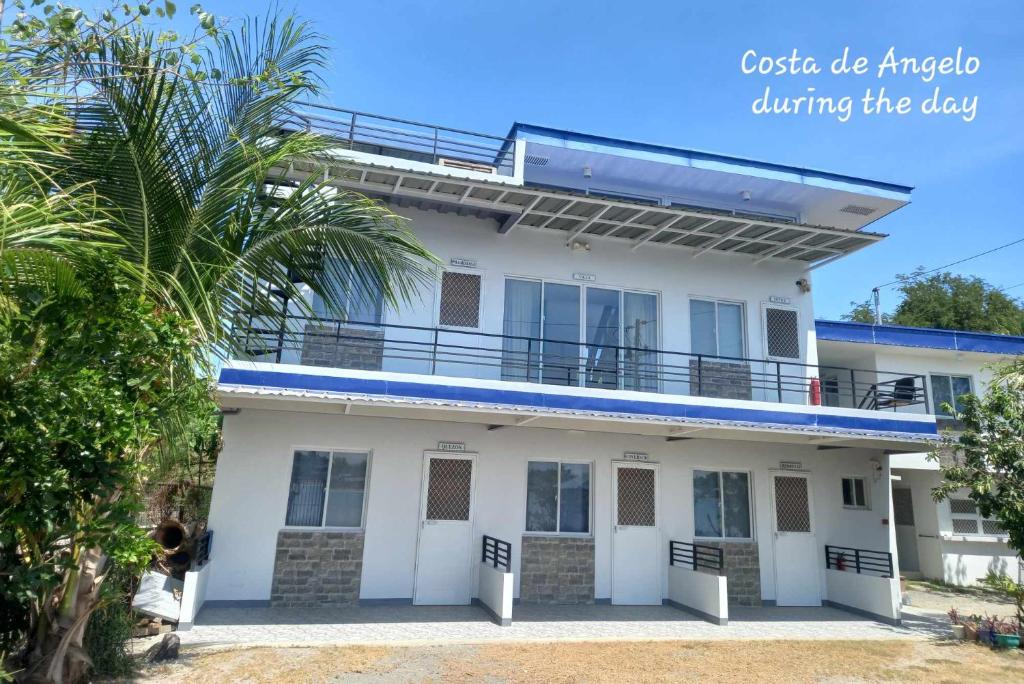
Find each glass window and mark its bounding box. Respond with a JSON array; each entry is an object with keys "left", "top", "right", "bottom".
[
  {"left": 285, "top": 450, "right": 370, "bottom": 527},
  {"left": 949, "top": 496, "right": 1006, "bottom": 536},
  {"left": 501, "top": 279, "right": 542, "bottom": 382},
  {"left": 690, "top": 299, "right": 745, "bottom": 358},
  {"left": 542, "top": 283, "right": 581, "bottom": 386},
  {"left": 585, "top": 287, "right": 620, "bottom": 389},
  {"left": 694, "top": 469, "right": 752, "bottom": 539},
  {"left": 311, "top": 259, "right": 383, "bottom": 325},
  {"left": 525, "top": 461, "right": 591, "bottom": 534},
  {"left": 930, "top": 374, "right": 973, "bottom": 417},
  {"left": 841, "top": 477, "right": 868, "bottom": 509}
]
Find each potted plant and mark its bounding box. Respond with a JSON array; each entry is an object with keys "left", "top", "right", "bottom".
[
  {"left": 948, "top": 608, "right": 965, "bottom": 640},
  {"left": 963, "top": 618, "right": 979, "bottom": 642},
  {"left": 994, "top": 618, "right": 1021, "bottom": 650},
  {"left": 978, "top": 615, "right": 996, "bottom": 646}
]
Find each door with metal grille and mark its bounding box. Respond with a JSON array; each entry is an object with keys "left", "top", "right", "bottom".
[
  {"left": 770, "top": 473, "right": 821, "bottom": 606},
  {"left": 413, "top": 453, "right": 476, "bottom": 605},
  {"left": 611, "top": 462, "right": 661, "bottom": 605}
]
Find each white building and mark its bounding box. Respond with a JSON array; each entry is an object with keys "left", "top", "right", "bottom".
[
  {"left": 197, "top": 104, "right": 939, "bottom": 627},
  {"left": 817, "top": 320, "right": 1023, "bottom": 587}
]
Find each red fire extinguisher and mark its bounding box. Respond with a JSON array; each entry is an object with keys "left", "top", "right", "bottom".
[{"left": 810, "top": 377, "right": 822, "bottom": 406}]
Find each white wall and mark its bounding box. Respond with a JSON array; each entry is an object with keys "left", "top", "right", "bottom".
[
  {"left": 477, "top": 563, "right": 513, "bottom": 625},
  {"left": 287, "top": 205, "right": 818, "bottom": 391},
  {"left": 207, "top": 408, "right": 895, "bottom": 605},
  {"left": 179, "top": 563, "right": 212, "bottom": 629},
  {"left": 667, "top": 566, "right": 728, "bottom": 623},
  {"left": 824, "top": 569, "right": 901, "bottom": 623}
]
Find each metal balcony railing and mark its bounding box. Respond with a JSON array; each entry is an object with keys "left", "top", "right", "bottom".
[
  {"left": 825, "top": 545, "right": 894, "bottom": 578},
  {"left": 279, "top": 102, "right": 518, "bottom": 176},
  {"left": 234, "top": 314, "right": 930, "bottom": 414},
  {"left": 669, "top": 540, "right": 725, "bottom": 575}
]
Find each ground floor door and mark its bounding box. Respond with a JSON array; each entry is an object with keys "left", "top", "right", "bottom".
[
  {"left": 413, "top": 452, "right": 476, "bottom": 605},
  {"left": 893, "top": 487, "right": 920, "bottom": 573},
  {"left": 611, "top": 462, "right": 661, "bottom": 605},
  {"left": 770, "top": 473, "right": 821, "bottom": 606}
]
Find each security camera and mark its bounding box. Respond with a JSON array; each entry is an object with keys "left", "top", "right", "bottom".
[{"left": 796, "top": 278, "right": 811, "bottom": 293}]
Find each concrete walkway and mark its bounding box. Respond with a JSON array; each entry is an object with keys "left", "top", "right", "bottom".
[{"left": 179, "top": 603, "right": 948, "bottom": 648}]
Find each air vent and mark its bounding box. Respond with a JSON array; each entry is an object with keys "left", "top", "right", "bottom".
[
  {"left": 840, "top": 204, "right": 876, "bottom": 216},
  {"left": 524, "top": 154, "right": 550, "bottom": 166}
]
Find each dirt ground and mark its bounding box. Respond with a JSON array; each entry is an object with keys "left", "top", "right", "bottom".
[
  {"left": 134, "top": 638, "right": 1024, "bottom": 683},
  {"left": 905, "top": 580, "right": 1016, "bottom": 617}
]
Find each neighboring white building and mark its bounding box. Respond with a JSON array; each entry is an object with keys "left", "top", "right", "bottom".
[
  {"left": 200, "top": 104, "right": 937, "bottom": 626},
  {"left": 817, "top": 320, "right": 1023, "bottom": 586}
]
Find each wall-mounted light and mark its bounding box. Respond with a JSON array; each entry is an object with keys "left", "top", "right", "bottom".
[
  {"left": 583, "top": 165, "right": 592, "bottom": 178},
  {"left": 570, "top": 240, "right": 591, "bottom": 252}
]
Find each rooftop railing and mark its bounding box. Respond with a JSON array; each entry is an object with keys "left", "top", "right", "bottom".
[
  {"left": 280, "top": 102, "right": 518, "bottom": 176},
  {"left": 234, "top": 314, "right": 930, "bottom": 414}
]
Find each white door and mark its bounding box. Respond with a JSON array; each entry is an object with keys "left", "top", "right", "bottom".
[
  {"left": 611, "top": 462, "right": 661, "bottom": 605},
  {"left": 893, "top": 488, "right": 920, "bottom": 573},
  {"left": 413, "top": 453, "right": 476, "bottom": 605},
  {"left": 771, "top": 473, "right": 821, "bottom": 606}
]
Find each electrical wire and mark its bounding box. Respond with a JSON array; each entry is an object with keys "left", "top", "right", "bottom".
[{"left": 873, "top": 235, "right": 1024, "bottom": 291}]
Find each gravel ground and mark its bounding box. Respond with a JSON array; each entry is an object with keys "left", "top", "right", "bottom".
[{"left": 905, "top": 581, "right": 1016, "bottom": 619}]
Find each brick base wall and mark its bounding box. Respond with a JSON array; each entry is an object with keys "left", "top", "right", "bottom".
[
  {"left": 701, "top": 541, "right": 761, "bottom": 606},
  {"left": 519, "top": 536, "right": 595, "bottom": 604},
  {"left": 270, "top": 530, "right": 365, "bottom": 607},
  {"left": 301, "top": 324, "right": 384, "bottom": 371},
  {"left": 689, "top": 360, "right": 753, "bottom": 401}
]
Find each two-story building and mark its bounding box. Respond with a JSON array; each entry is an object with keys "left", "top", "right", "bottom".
[
  {"left": 817, "top": 320, "right": 1023, "bottom": 587},
  {"left": 198, "top": 104, "right": 937, "bottom": 627}
]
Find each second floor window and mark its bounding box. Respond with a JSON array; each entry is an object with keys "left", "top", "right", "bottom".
[
  {"left": 311, "top": 259, "right": 384, "bottom": 325},
  {"left": 690, "top": 299, "right": 745, "bottom": 358},
  {"left": 930, "top": 374, "right": 972, "bottom": 417},
  {"left": 525, "top": 460, "right": 591, "bottom": 534}
]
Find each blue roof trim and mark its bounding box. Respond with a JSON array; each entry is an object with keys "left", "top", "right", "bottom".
[
  {"left": 219, "top": 367, "right": 937, "bottom": 438},
  {"left": 509, "top": 122, "right": 914, "bottom": 199},
  {"left": 816, "top": 320, "right": 1024, "bottom": 356}
]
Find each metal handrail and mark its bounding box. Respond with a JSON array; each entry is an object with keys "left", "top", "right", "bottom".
[
  {"left": 824, "top": 544, "right": 893, "bottom": 578},
  {"left": 482, "top": 535, "right": 512, "bottom": 571},
  {"left": 234, "top": 313, "right": 930, "bottom": 413},
  {"left": 670, "top": 540, "right": 725, "bottom": 575},
  {"left": 282, "top": 103, "right": 517, "bottom": 174}
]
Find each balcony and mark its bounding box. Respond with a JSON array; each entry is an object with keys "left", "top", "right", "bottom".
[
  {"left": 234, "top": 315, "right": 930, "bottom": 415},
  {"left": 280, "top": 103, "right": 520, "bottom": 178}
]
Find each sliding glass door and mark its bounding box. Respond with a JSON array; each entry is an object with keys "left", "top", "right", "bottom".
[{"left": 502, "top": 279, "right": 658, "bottom": 391}]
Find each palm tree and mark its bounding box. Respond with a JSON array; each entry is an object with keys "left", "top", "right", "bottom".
[
  {"left": 7, "top": 13, "right": 435, "bottom": 350},
  {"left": 1, "top": 11, "right": 436, "bottom": 682}
]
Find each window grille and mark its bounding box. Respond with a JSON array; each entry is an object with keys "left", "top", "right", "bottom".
[
  {"left": 439, "top": 272, "right": 481, "bottom": 328},
  {"left": 616, "top": 467, "right": 656, "bottom": 527},
  {"left": 765, "top": 307, "right": 800, "bottom": 359},
  {"left": 952, "top": 518, "right": 979, "bottom": 534},
  {"left": 425, "top": 458, "right": 473, "bottom": 521},
  {"left": 774, "top": 476, "right": 811, "bottom": 532}
]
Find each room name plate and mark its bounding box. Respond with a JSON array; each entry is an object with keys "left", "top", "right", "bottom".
[{"left": 438, "top": 441, "right": 466, "bottom": 452}]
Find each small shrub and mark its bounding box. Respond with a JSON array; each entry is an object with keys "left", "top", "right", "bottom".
[{"left": 84, "top": 565, "right": 139, "bottom": 679}]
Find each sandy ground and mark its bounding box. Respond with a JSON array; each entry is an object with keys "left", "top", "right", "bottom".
[
  {"left": 905, "top": 581, "right": 1016, "bottom": 618},
  {"left": 133, "top": 639, "right": 1024, "bottom": 683}
]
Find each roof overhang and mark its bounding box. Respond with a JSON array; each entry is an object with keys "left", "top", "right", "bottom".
[
  {"left": 816, "top": 319, "right": 1024, "bottom": 356},
  {"left": 218, "top": 362, "right": 937, "bottom": 451},
  {"left": 282, "top": 151, "right": 889, "bottom": 268}
]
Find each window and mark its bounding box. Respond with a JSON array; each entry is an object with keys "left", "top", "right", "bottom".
[
  {"left": 841, "top": 477, "right": 868, "bottom": 509},
  {"left": 765, "top": 307, "right": 800, "bottom": 359},
  {"left": 949, "top": 497, "right": 1006, "bottom": 536},
  {"left": 525, "top": 461, "right": 591, "bottom": 534},
  {"left": 690, "top": 299, "right": 745, "bottom": 358},
  {"left": 285, "top": 450, "right": 370, "bottom": 527},
  {"left": 311, "top": 259, "right": 384, "bottom": 325},
  {"left": 439, "top": 271, "right": 481, "bottom": 328},
  {"left": 693, "top": 470, "right": 752, "bottom": 539},
  {"left": 930, "top": 374, "right": 973, "bottom": 417}
]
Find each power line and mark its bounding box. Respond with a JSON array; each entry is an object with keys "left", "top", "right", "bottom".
[{"left": 874, "top": 235, "right": 1024, "bottom": 291}]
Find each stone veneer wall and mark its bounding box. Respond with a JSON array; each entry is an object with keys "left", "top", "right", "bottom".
[
  {"left": 519, "top": 536, "right": 595, "bottom": 604},
  {"left": 300, "top": 324, "right": 384, "bottom": 371},
  {"left": 700, "top": 541, "right": 761, "bottom": 606},
  {"left": 270, "top": 530, "right": 364, "bottom": 607},
  {"left": 688, "top": 360, "right": 753, "bottom": 401}
]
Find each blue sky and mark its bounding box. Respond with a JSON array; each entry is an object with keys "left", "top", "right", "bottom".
[{"left": 194, "top": 0, "right": 1023, "bottom": 319}]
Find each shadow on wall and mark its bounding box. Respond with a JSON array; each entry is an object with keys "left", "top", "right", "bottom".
[{"left": 946, "top": 554, "right": 1012, "bottom": 585}]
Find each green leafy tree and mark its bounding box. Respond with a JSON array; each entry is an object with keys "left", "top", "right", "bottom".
[
  {"left": 932, "top": 374, "right": 1024, "bottom": 560},
  {"left": 1, "top": 260, "right": 215, "bottom": 682},
  {"left": 844, "top": 272, "right": 1024, "bottom": 334}
]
